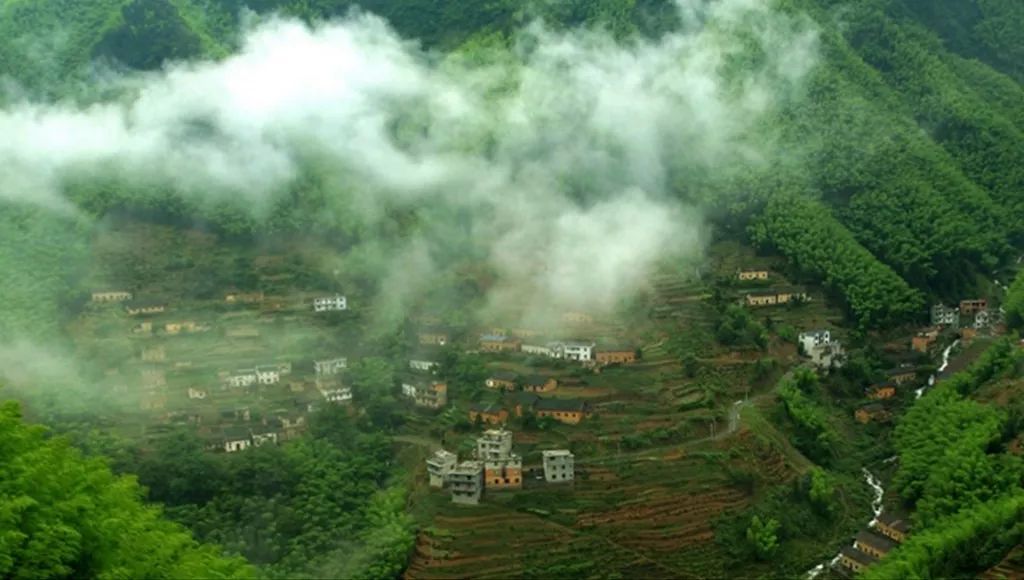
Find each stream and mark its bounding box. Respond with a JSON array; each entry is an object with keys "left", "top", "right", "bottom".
[{"left": 806, "top": 340, "right": 958, "bottom": 577}]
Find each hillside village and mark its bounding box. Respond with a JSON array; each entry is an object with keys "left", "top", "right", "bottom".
[{"left": 61, "top": 222, "right": 1019, "bottom": 579}]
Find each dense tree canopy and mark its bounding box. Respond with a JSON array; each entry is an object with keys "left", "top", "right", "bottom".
[{"left": 0, "top": 400, "right": 253, "bottom": 579}]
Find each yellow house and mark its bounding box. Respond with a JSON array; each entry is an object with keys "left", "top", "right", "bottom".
[
  {"left": 91, "top": 290, "right": 133, "bottom": 303},
  {"left": 875, "top": 513, "right": 910, "bottom": 543},
  {"left": 839, "top": 546, "right": 876, "bottom": 573},
  {"left": 737, "top": 270, "right": 769, "bottom": 281},
  {"left": 165, "top": 321, "right": 198, "bottom": 335},
  {"left": 124, "top": 301, "right": 167, "bottom": 316}
]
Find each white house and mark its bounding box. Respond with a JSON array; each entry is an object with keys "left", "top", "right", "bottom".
[
  {"left": 313, "top": 294, "right": 348, "bottom": 312},
  {"left": 314, "top": 357, "right": 348, "bottom": 376},
  {"left": 226, "top": 370, "right": 257, "bottom": 388},
  {"left": 401, "top": 382, "right": 417, "bottom": 398},
  {"left": 543, "top": 450, "right": 575, "bottom": 483},
  {"left": 426, "top": 449, "right": 458, "bottom": 488},
  {"left": 522, "top": 343, "right": 558, "bottom": 357},
  {"left": 798, "top": 330, "right": 831, "bottom": 354},
  {"left": 974, "top": 309, "right": 992, "bottom": 329},
  {"left": 409, "top": 359, "right": 439, "bottom": 372},
  {"left": 187, "top": 387, "right": 208, "bottom": 400},
  {"left": 559, "top": 341, "right": 595, "bottom": 362},
  {"left": 931, "top": 304, "right": 960, "bottom": 326},
  {"left": 223, "top": 427, "right": 252, "bottom": 453},
  {"left": 255, "top": 366, "right": 281, "bottom": 385},
  {"left": 321, "top": 385, "right": 353, "bottom": 404},
  {"left": 252, "top": 430, "right": 279, "bottom": 447}
]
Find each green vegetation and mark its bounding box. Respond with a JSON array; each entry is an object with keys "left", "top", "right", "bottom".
[
  {"left": 884, "top": 339, "right": 1024, "bottom": 575},
  {"left": 746, "top": 515, "right": 781, "bottom": 560},
  {"left": 0, "top": 400, "right": 253, "bottom": 579},
  {"left": 749, "top": 194, "right": 924, "bottom": 329},
  {"left": 777, "top": 374, "right": 837, "bottom": 464},
  {"left": 863, "top": 492, "right": 1024, "bottom": 579}
]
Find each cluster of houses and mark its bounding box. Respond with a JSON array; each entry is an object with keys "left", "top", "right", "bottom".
[
  {"left": 837, "top": 513, "right": 910, "bottom": 574},
  {"left": 223, "top": 362, "right": 293, "bottom": 388},
  {"left": 920, "top": 299, "right": 1004, "bottom": 351},
  {"left": 401, "top": 380, "right": 448, "bottom": 409},
  {"left": 203, "top": 405, "right": 312, "bottom": 453},
  {"left": 426, "top": 428, "right": 575, "bottom": 504},
  {"left": 477, "top": 335, "right": 637, "bottom": 367},
  {"left": 855, "top": 366, "right": 919, "bottom": 424},
  {"left": 470, "top": 391, "right": 592, "bottom": 426}
]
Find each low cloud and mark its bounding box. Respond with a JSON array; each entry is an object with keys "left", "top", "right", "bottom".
[{"left": 0, "top": 0, "right": 819, "bottom": 326}]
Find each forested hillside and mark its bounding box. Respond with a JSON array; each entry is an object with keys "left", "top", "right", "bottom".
[
  {"left": 0, "top": 400, "right": 253, "bottom": 578},
  {"left": 3, "top": 0, "right": 1022, "bottom": 330}
]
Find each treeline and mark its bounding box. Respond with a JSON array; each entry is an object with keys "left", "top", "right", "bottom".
[
  {"left": 777, "top": 370, "right": 837, "bottom": 464},
  {"left": 885, "top": 339, "right": 1024, "bottom": 574},
  {"left": 0, "top": 400, "right": 253, "bottom": 579},
  {"left": 863, "top": 493, "right": 1024, "bottom": 579},
  {"left": 749, "top": 194, "right": 923, "bottom": 329},
  {"left": 120, "top": 404, "right": 414, "bottom": 578},
  {"left": 833, "top": 0, "right": 1024, "bottom": 243},
  {"left": 767, "top": 0, "right": 1013, "bottom": 297},
  {"left": 895, "top": 0, "right": 1024, "bottom": 84}
]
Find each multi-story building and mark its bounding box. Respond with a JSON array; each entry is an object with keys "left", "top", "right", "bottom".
[
  {"left": 313, "top": 294, "right": 348, "bottom": 312},
  {"left": 401, "top": 380, "right": 448, "bottom": 409},
  {"left": 798, "top": 329, "right": 831, "bottom": 353},
  {"left": 222, "top": 426, "right": 252, "bottom": 453},
  {"left": 426, "top": 450, "right": 458, "bottom": 488},
  {"left": 226, "top": 369, "right": 258, "bottom": 388},
  {"left": 449, "top": 461, "right": 484, "bottom": 505},
  {"left": 255, "top": 365, "right": 282, "bottom": 385},
  {"left": 960, "top": 299, "right": 988, "bottom": 316},
  {"left": 319, "top": 384, "right": 352, "bottom": 404},
  {"left": 559, "top": 341, "right": 596, "bottom": 362},
  {"left": 484, "top": 455, "right": 522, "bottom": 490},
  {"left": 543, "top": 450, "right": 575, "bottom": 483},
  {"left": 931, "top": 303, "right": 960, "bottom": 326},
  {"left": 477, "top": 429, "right": 513, "bottom": 460},
  {"left": 314, "top": 357, "right": 347, "bottom": 376},
  {"left": 522, "top": 343, "right": 559, "bottom": 357},
  {"left": 409, "top": 358, "right": 439, "bottom": 372},
  {"left": 475, "top": 429, "right": 521, "bottom": 490},
  {"left": 418, "top": 328, "right": 450, "bottom": 346}
]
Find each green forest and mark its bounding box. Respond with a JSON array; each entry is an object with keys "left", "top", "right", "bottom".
[{"left": 1, "top": 0, "right": 1023, "bottom": 577}]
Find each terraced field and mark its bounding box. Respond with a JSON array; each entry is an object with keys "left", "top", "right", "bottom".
[{"left": 406, "top": 423, "right": 802, "bottom": 579}]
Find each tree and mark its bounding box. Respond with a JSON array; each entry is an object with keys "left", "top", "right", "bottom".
[
  {"left": 0, "top": 400, "right": 253, "bottom": 579},
  {"left": 746, "top": 515, "right": 780, "bottom": 560},
  {"left": 807, "top": 467, "right": 835, "bottom": 515}
]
